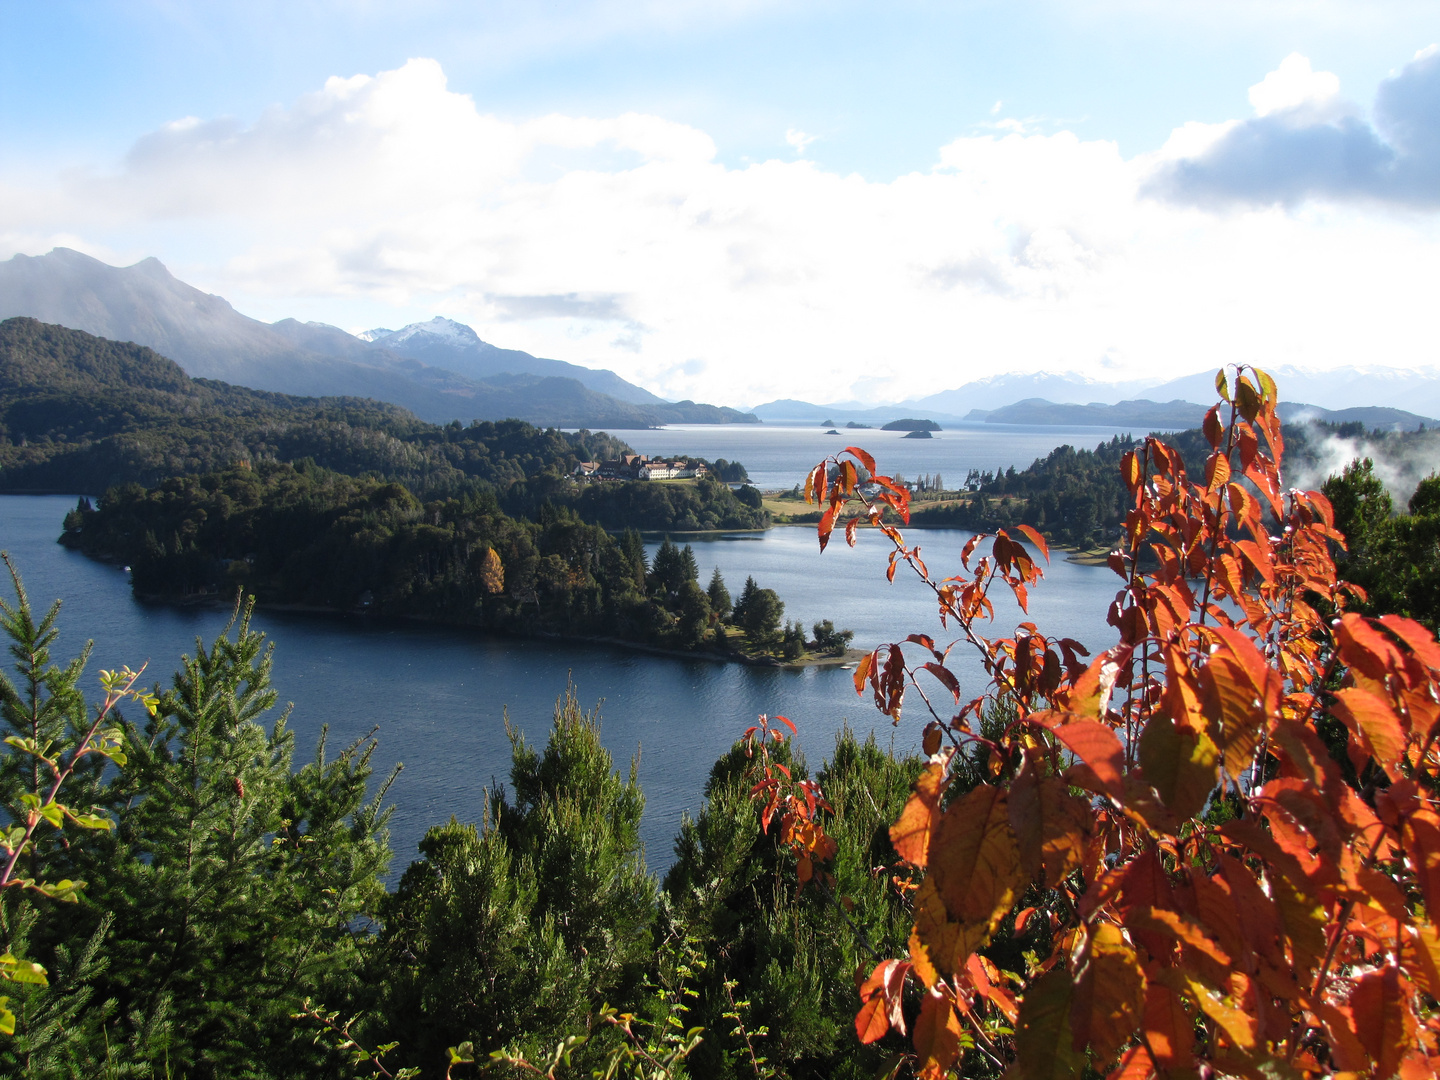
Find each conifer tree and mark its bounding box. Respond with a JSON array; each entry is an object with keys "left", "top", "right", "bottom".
[
  {"left": 65, "top": 599, "right": 394, "bottom": 1078},
  {"left": 706, "top": 567, "right": 732, "bottom": 620},
  {"left": 376, "top": 686, "right": 654, "bottom": 1075}
]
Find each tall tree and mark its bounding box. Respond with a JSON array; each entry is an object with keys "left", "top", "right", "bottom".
[
  {"left": 706, "top": 567, "right": 732, "bottom": 620},
  {"left": 66, "top": 600, "right": 394, "bottom": 1078}
]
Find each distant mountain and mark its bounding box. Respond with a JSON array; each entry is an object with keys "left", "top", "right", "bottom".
[
  {"left": 0, "top": 248, "right": 755, "bottom": 428},
  {"left": 974, "top": 398, "right": 1209, "bottom": 428},
  {"left": 904, "top": 372, "right": 1145, "bottom": 416},
  {"left": 970, "top": 397, "right": 1437, "bottom": 431},
  {"left": 360, "top": 317, "right": 667, "bottom": 407},
  {"left": 1144, "top": 365, "right": 1440, "bottom": 419}
]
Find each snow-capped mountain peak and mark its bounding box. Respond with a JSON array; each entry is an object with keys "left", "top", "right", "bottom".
[
  {"left": 356, "top": 327, "right": 393, "bottom": 343},
  {"left": 379, "top": 317, "right": 482, "bottom": 349}
]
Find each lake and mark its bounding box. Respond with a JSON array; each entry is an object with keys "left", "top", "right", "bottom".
[
  {"left": 619, "top": 422, "right": 1136, "bottom": 490},
  {"left": 0, "top": 433, "right": 1126, "bottom": 876}
]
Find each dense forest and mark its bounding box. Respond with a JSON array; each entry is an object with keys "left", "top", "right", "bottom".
[
  {"left": 0, "top": 570, "right": 920, "bottom": 1078},
  {"left": 55, "top": 462, "right": 794, "bottom": 658}
]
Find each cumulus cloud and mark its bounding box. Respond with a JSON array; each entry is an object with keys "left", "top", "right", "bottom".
[
  {"left": 5, "top": 54, "right": 1440, "bottom": 408},
  {"left": 1148, "top": 46, "right": 1440, "bottom": 207}
]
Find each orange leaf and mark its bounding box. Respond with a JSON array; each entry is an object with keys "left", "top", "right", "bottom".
[
  {"left": 1351, "top": 966, "right": 1415, "bottom": 1078},
  {"left": 1377, "top": 614, "right": 1440, "bottom": 671},
  {"left": 890, "top": 758, "right": 947, "bottom": 867},
  {"left": 912, "top": 784, "right": 1021, "bottom": 976},
  {"left": 914, "top": 989, "right": 963, "bottom": 1080},
  {"left": 855, "top": 995, "right": 890, "bottom": 1045},
  {"left": 1404, "top": 811, "right": 1440, "bottom": 937},
  {"left": 1009, "top": 754, "right": 1091, "bottom": 888},
  {"left": 1107, "top": 1044, "right": 1155, "bottom": 1080},
  {"left": 1050, "top": 720, "right": 1126, "bottom": 800},
  {"left": 1142, "top": 979, "right": 1195, "bottom": 1069},
  {"left": 1070, "top": 921, "right": 1146, "bottom": 1066},
  {"left": 1330, "top": 686, "right": 1408, "bottom": 775},
  {"left": 1205, "top": 452, "right": 1231, "bottom": 494}
]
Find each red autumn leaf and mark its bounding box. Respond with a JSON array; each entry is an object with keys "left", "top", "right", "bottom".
[
  {"left": 1049, "top": 720, "right": 1126, "bottom": 800},
  {"left": 922, "top": 662, "right": 960, "bottom": 703},
  {"left": 1202, "top": 404, "right": 1224, "bottom": 448},
  {"left": 1015, "top": 523, "right": 1051, "bottom": 562},
  {"left": 1329, "top": 686, "right": 1408, "bottom": 776},
  {"left": 818, "top": 503, "right": 837, "bottom": 552},
  {"left": 843, "top": 445, "right": 877, "bottom": 475}
]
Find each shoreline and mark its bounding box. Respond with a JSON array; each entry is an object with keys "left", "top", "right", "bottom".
[{"left": 127, "top": 588, "right": 868, "bottom": 672}]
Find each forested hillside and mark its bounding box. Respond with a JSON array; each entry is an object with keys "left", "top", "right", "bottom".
[{"left": 0, "top": 317, "right": 632, "bottom": 495}]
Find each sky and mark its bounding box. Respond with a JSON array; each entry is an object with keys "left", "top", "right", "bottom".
[{"left": 2, "top": 1, "right": 1439, "bottom": 408}]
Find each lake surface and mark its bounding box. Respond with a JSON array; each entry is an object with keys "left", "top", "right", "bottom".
[
  {"left": 620, "top": 422, "right": 1136, "bottom": 490},
  {"left": 0, "top": 491, "right": 1125, "bottom": 878}
]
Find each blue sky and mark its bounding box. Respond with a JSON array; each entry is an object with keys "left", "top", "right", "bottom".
[{"left": 2, "top": 1, "right": 1439, "bottom": 405}]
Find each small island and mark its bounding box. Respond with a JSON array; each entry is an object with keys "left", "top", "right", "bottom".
[
  {"left": 825, "top": 428, "right": 841, "bottom": 435},
  {"left": 881, "top": 418, "right": 942, "bottom": 432},
  {"left": 902, "top": 429, "right": 934, "bottom": 439},
  {"left": 845, "top": 421, "right": 873, "bottom": 429}
]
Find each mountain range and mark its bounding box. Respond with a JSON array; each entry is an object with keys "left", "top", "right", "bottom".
[
  {"left": 0, "top": 248, "right": 756, "bottom": 428},
  {"left": 753, "top": 368, "right": 1440, "bottom": 431}
]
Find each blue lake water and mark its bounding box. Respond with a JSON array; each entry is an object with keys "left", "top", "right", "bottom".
[
  {"left": 619, "top": 422, "right": 1137, "bottom": 490},
  {"left": 0, "top": 425, "right": 1127, "bottom": 875}
]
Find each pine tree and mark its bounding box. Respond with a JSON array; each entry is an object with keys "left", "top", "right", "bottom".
[
  {"left": 706, "top": 567, "right": 731, "bottom": 620},
  {"left": 377, "top": 686, "right": 655, "bottom": 1073},
  {"left": 68, "top": 598, "right": 394, "bottom": 1078}
]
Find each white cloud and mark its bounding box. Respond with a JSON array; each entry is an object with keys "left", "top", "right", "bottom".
[
  {"left": 1247, "top": 53, "right": 1345, "bottom": 121},
  {"left": 785, "top": 128, "right": 819, "bottom": 156},
  {"left": 3, "top": 56, "right": 1440, "bottom": 409}
]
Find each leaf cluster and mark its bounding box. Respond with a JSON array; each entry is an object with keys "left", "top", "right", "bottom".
[{"left": 802, "top": 367, "right": 1440, "bottom": 1078}]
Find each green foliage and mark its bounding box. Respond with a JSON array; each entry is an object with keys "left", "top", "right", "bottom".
[
  {"left": 664, "top": 729, "right": 921, "bottom": 1079},
  {"left": 1324, "top": 458, "right": 1440, "bottom": 630},
  {"left": 810, "top": 620, "right": 853, "bottom": 657},
  {"left": 0, "top": 592, "right": 396, "bottom": 1078},
  {"left": 375, "top": 687, "right": 655, "bottom": 1076},
  {"left": 732, "top": 577, "right": 784, "bottom": 648},
  {"left": 706, "top": 568, "right": 732, "bottom": 620}
]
